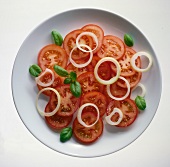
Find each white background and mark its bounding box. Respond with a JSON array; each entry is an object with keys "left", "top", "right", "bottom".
[{"left": 0, "top": 0, "right": 169, "bottom": 166}]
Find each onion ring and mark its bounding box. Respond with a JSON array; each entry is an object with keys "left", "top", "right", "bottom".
[
  {"left": 130, "top": 51, "right": 152, "bottom": 72},
  {"left": 77, "top": 103, "right": 100, "bottom": 128},
  {"left": 105, "top": 108, "right": 123, "bottom": 125},
  {"left": 76, "top": 32, "right": 98, "bottom": 52},
  {"left": 35, "top": 68, "right": 54, "bottom": 87},
  {"left": 69, "top": 44, "right": 93, "bottom": 68},
  {"left": 36, "top": 87, "right": 61, "bottom": 117},
  {"left": 131, "top": 83, "right": 146, "bottom": 98},
  {"left": 94, "top": 57, "right": 121, "bottom": 85},
  {"left": 106, "top": 76, "right": 130, "bottom": 101}
]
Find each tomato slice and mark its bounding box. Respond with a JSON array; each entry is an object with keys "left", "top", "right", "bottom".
[
  {"left": 49, "top": 85, "right": 80, "bottom": 117},
  {"left": 116, "top": 71, "right": 142, "bottom": 88},
  {"left": 82, "top": 24, "right": 104, "bottom": 53},
  {"left": 96, "top": 61, "right": 112, "bottom": 80},
  {"left": 45, "top": 103, "right": 73, "bottom": 130},
  {"left": 110, "top": 47, "right": 141, "bottom": 77},
  {"left": 88, "top": 55, "right": 111, "bottom": 80},
  {"left": 80, "top": 91, "right": 107, "bottom": 117},
  {"left": 38, "top": 44, "right": 68, "bottom": 71},
  {"left": 77, "top": 72, "right": 104, "bottom": 95},
  {"left": 88, "top": 54, "right": 101, "bottom": 67},
  {"left": 106, "top": 98, "right": 138, "bottom": 127},
  {"left": 63, "top": 29, "right": 93, "bottom": 60},
  {"left": 66, "top": 62, "right": 93, "bottom": 77},
  {"left": 97, "top": 35, "right": 125, "bottom": 60},
  {"left": 109, "top": 82, "right": 130, "bottom": 98},
  {"left": 73, "top": 111, "right": 103, "bottom": 144},
  {"left": 37, "top": 71, "right": 64, "bottom": 96},
  {"left": 104, "top": 81, "right": 131, "bottom": 102}
]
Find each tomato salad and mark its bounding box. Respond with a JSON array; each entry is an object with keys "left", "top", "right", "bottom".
[{"left": 29, "top": 24, "right": 152, "bottom": 144}]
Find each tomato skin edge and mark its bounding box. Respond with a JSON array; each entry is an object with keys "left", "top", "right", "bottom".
[
  {"left": 81, "top": 24, "right": 104, "bottom": 53},
  {"left": 44, "top": 103, "right": 73, "bottom": 131},
  {"left": 106, "top": 98, "right": 139, "bottom": 128},
  {"left": 117, "top": 99, "right": 138, "bottom": 127},
  {"left": 80, "top": 91, "right": 108, "bottom": 117},
  {"left": 72, "top": 115, "right": 104, "bottom": 144},
  {"left": 37, "top": 44, "right": 68, "bottom": 71}
]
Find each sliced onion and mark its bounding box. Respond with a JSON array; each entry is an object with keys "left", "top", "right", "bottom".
[
  {"left": 35, "top": 68, "right": 54, "bottom": 87},
  {"left": 130, "top": 51, "right": 153, "bottom": 72},
  {"left": 94, "top": 57, "right": 121, "bottom": 85},
  {"left": 77, "top": 103, "right": 100, "bottom": 128},
  {"left": 131, "top": 83, "right": 146, "bottom": 98},
  {"left": 105, "top": 108, "right": 123, "bottom": 125},
  {"left": 106, "top": 76, "right": 130, "bottom": 101},
  {"left": 69, "top": 44, "right": 93, "bottom": 68},
  {"left": 76, "top": 32, "right": 98, "bottom": 52},
  {"left": 36, "top": 87, "right": 61, "bottom": 117}
]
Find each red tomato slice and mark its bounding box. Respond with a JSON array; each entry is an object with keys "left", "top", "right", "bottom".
[
  {"left": 109, "top": 82, "right": 130, "bottom": 98},
  {"left": 77, "top": 72, "right": 104, "bottom": 95},
  {"left": 82, "top": 24, "right": 104, "bottom": 53},
  {"left": 110, "top": 47, "right": 141, "bottom": 77},
  {"left": 106, "top": 98, "right": 138, "bottom": 127},
  {"left": 88, "top": 54, "right": 101, "bottom": 67},
  {"left": 37, "top": 70, "right": 64, "bottom": 96},
  {"left": 63, "top": 29, "right": 93, "bottom": 60},
  {"left": 49, "top": 85, "right": 80, "bottom": 117},
  {"left": 116, "top": 71, "right": 142, "bottom": 88},
  {"left": 45, "top": 103, "right": 73, "bottom": 130},
  {"left": 97, "top": 35, "right": 125, "bottom": 60},
  {"left": 66, "top": 62, "right": 93, "bottom": 77},
  {"left": 103, "top": 81, "right": 131, "bottom": 103},
  {"left": 88, "top": 55, "right": 111, "bottom": 80},
  {"left": 38, "top": 44, "right": 68, "bottom": 71},
  {"left": 80, "top": 91, "right": 107, "bottom": 117},
  {"left": 73, "top": 111, "right": 103, "bottom": 144}
]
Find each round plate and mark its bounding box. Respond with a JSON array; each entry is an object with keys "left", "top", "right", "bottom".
[{"left": 12, "top": 8, "right": 162, "bottom": 157}]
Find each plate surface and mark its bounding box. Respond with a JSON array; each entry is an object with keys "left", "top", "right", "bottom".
[{"left": 12, "top": 8, "right": 162, "bottom": 157}]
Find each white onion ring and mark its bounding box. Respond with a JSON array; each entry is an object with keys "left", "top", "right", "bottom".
[
  {"left": 69, "top": 44, "right": 93, "bottom": 68},
  {"left": 77, "top": 103, "right": 100, "bottom": 128},
  {"left": 94, "top": 57, "right": 121, "bottom": 85},
  {"left": 106, "top": 76, "right": 130, "bottom": 101},
  {"left": 130, "top": 51, "right": 153, "bottom": 72},
  {"left": 36, "top": 87, "right": 61, "bottom": 117},
  {"left": 35, "top": 68, "right": 54, "bottom": 87},
  {"left": 76, "top": 32, "right": 98, "bottom": 52},
  {"left": 105, "top": 108, "right": 123, "bottom": 125},
  {"left": 131, "top": 83, "right": 146, "bottom": 98}
]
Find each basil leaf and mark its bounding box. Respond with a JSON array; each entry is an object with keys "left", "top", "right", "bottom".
[
  {"left": 135, "top": 96, "right": 146, "bottom": 110},
  {"left": 60, "top": 127, "right": 72, "bottom": 142},
  {"left": 70, "top": 71, "right": 77, "bottom": 82},
  {"left": 29, "top": 64, "right": 42, "bottom": 77},
  {"left": 51, "top": 30, "right": 63, "bottom": 46},
  {"left": 70, "top": 81, "right": 81, "bottom": 97},
  {"left": 124, "top": 34, "right": 134, "bottom": 47},
  {"left": 54, "top": 65, "right": 69, "bottom": 77},
  {"left": 64, "top": 78, "right": 72, "bottom": 84}
]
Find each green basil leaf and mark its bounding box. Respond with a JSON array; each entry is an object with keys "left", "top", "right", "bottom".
[
  {"left": 70, "top": 81, "right": 81, "bottom": 97},
  {"left": 29, "top": 64, "right": 42, "bottom": 77},
  {"left": 124, "top": 34, "right": 134, "bottom": 47},
  {"left": 54, "top": 65, "right": 69, "bottom": 77},
  {"left": 135, "top": 96, "right": 146, "bottom": 110},
  {"left": 51, "top": 30, "right": 63, "bottom": 46},
  {"left": 60, "top": 127, "right": 72, "bottom": 142},
  {"left": 70, "top": 71, "right": 77, "bottom": 82},
  {"left": 64, "top": 78, "right": 72, "bottom": 84}
]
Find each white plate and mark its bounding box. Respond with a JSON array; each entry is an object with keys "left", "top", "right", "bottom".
[{"left": 12, "top": 8, "right": 162, "bottom": 157}]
